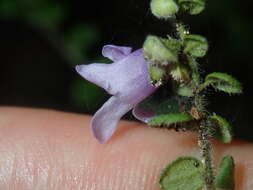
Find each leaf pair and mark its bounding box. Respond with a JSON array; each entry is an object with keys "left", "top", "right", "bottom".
[
  {"left": 149, "top": 111, "right": 234, "bottom": 143},
  {"left": 160, "top": 156, "right": 235, "bottom": 190}
]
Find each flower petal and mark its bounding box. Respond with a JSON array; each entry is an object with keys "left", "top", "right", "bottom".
[
  {"left": 109, "top": 49, "right": 156, "bottom": 103},
  {"left": 102, "top": 45, "right": 132, "bottom": 62},
  {"left": 76, "top": 46, "right": 158, "bottom": 143},
  {"left": 75, "top": 64, "right": 117, "bottom": 95},
  {"left": 91, "top": 96, "right": 133, "bottom": 143},
  {"left": 132, "top": 105, "right": 155, "bottom": 123},
  {"left": 76, "top": 49, "right": 156, "bottom": 97}
]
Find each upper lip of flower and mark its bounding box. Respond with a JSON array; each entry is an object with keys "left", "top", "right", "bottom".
[{"left": 76, "top": 45, "right": 157, "bottom": 143}]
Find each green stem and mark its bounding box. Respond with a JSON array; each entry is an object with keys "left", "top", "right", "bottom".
[
  {"left": 188, "top": 46, "right": 215, "bottom": 190},
  {"left": 193, "top": 76, "right": 215, "bottom": 190},
  {"left": 188, "top": 56, "right": 201, "bottom": 86},
  {"left": 198, "top": 120, "right": 215, "bottom": 190},
  {"left": 194, "top": 84, "right": 215, "bottom": 190},
  {"left": 175, "top": 19, "right": 216, "bottom": 190}
]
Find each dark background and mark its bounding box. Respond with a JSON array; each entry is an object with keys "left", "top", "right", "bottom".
[{"left": 0, "top": 0, "right": 252, "bottom": 141}]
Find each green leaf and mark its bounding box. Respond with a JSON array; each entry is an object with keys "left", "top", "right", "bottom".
[
  {"left": 209, "top": 115, "right": 233, "bottom": 143},
  {"left": 149, "top": 113, "right": 193, "bottom": 126},
  {"left": 160, "top": 157, "right": 204, "bottom": 190},
  {"left": 183, "top": 34, "right": 208, "bottom": 57},
  {"left": 150, "top": 0, "right": 179, "bottom": 19},
  {"left": 205, "top": 72, "right": 242, "bottom": 94},
  {"left": 148, "top": 65, "right": 166, "bottom": 86},
  {"left": 163, "top": 36, "right": 182, "bottom": 54},
  {"left": 178, "top": 0, "right": 205, "bottom": 15},
  {"left": 215, "top": 155, "right": 235, "bottom": 190},
  {"left": 177, "top": 84, "right": 194, "bottom": 97},
  {"left": 143, "top": 35, "right": 179, "bottom": 65}
]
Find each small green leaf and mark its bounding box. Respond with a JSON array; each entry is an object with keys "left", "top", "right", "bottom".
[
  {"left": 209, "top": 115, "right": 233, "bottom": 143},
  {"left": 143, "top": 35, "right": 179, "bottom": 65},
  {"left": 148, "top": 65, "right": 166, "bottom": 86},
  {"left": 150, "top": 0, "right": 179, "bottom": 19},
  {"left": 205, "top": 72, "right": 242, "bottom": 94},
  {"left": 183, "top": 34, "right": 208, "bottom": 57},
  {"left": 215, "top": 155, "right": 235, "bottom": 190},
  {"left": 160, "top": 157, "right": 204, "bottom": 190},
  {"left": 149, "top": 113, "right": 193, "bottom": 126},
  {"left": 177, "top": 84, "right": 194, "bottom": 97},
  {"left": 163, "top": 36, "right": 182, "bottom": 54},
  {"left": 178, "top": 0, "right": 205, "bottom": 15}
]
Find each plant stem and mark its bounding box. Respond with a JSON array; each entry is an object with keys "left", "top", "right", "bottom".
[
  {"left": 198, "top": 120, "right": 215, "bottom": 190},
  {"left": 188, "top": 56, "right": 200, "bottom": 86},
  {"left": 190, "top": 55, "right": 215, "bottom": 189},
  {"left": 194, "top": 86, "right": 215, "bottom": 190},
  {"left": 175, "top": 20, "right": 216, "bottom": 190}
]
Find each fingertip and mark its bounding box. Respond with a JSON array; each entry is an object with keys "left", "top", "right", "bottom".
[{"left": 0, "top": 107, "right": 252, "bottom": 190}]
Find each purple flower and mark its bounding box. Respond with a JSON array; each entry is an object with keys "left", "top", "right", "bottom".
[{"left": 76, "top": 45, "right": 157, "bottom": 143}]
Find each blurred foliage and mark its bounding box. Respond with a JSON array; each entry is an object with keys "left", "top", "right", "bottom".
[
  {"left": 64, "top": 24, "right": 99, "bottom": 64},
  {"left": 0, "top": 0, "right": 65, "bottom": 29},
  {"left": 0, "top": 0, "right": 106, "bottom": 112},
  {"left": 70, "top": 79, "right": 106, "bottom": 111}
]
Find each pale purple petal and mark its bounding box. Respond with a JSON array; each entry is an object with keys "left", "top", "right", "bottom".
[
  {"left": 76, "top": 46, "right": 158, "bottom": 143},
  {"left": 132, "top": 105, "right": 155, "bottom": 123},
  {"left": 102, "top": 45, "right": 132, "bottom": 62},
  {"left": 76, "top": 49, "right": 156, "bottom": 97},
  {"left": 103, "top": 49, "right": 156, "bottom": 100},
  {"left": 111, "top": 49, "right": 156, "bottom": 104},
  {"left": 75, "top": 63, "right": 117, "bottom": 95},
  {"left": 92, "top": 96, "right": 133, "bottom": 143}
]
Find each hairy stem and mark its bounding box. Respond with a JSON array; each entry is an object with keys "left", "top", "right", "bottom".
[
  {"left": 194, "top": 89, "right": 215, "bottom": 189},
  {"left": 198, "top": 120, "right": 215, "bottom": 190},
  {"left": 188, "top": 56, "right": 201, "bottom": 86},
  {"left": 194, "top": 78, "right": 215, "bottom": 190},
  {"left": 175, "top": 19, "right": 216, "bottom": 190},
  {"left": 190, "top": 53, "right": 215, "bottom": 189}
]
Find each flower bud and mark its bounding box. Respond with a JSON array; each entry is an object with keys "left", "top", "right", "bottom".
[
  {"left": 183, "top": 34, "right": 208, "bottom": 57},
  {"left": 178, "top": 0, "right": 205, "bottom": 15},
  {"left": 150, "top": 0, "right": 179, "bottom": 19},
  {"left": 143, "top": 35, "right": 178, "bottom": 65}
]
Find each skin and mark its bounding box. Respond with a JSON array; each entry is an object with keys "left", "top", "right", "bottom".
[{"left": 0, "top": 107, "right": 252, "bottom": 190}]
